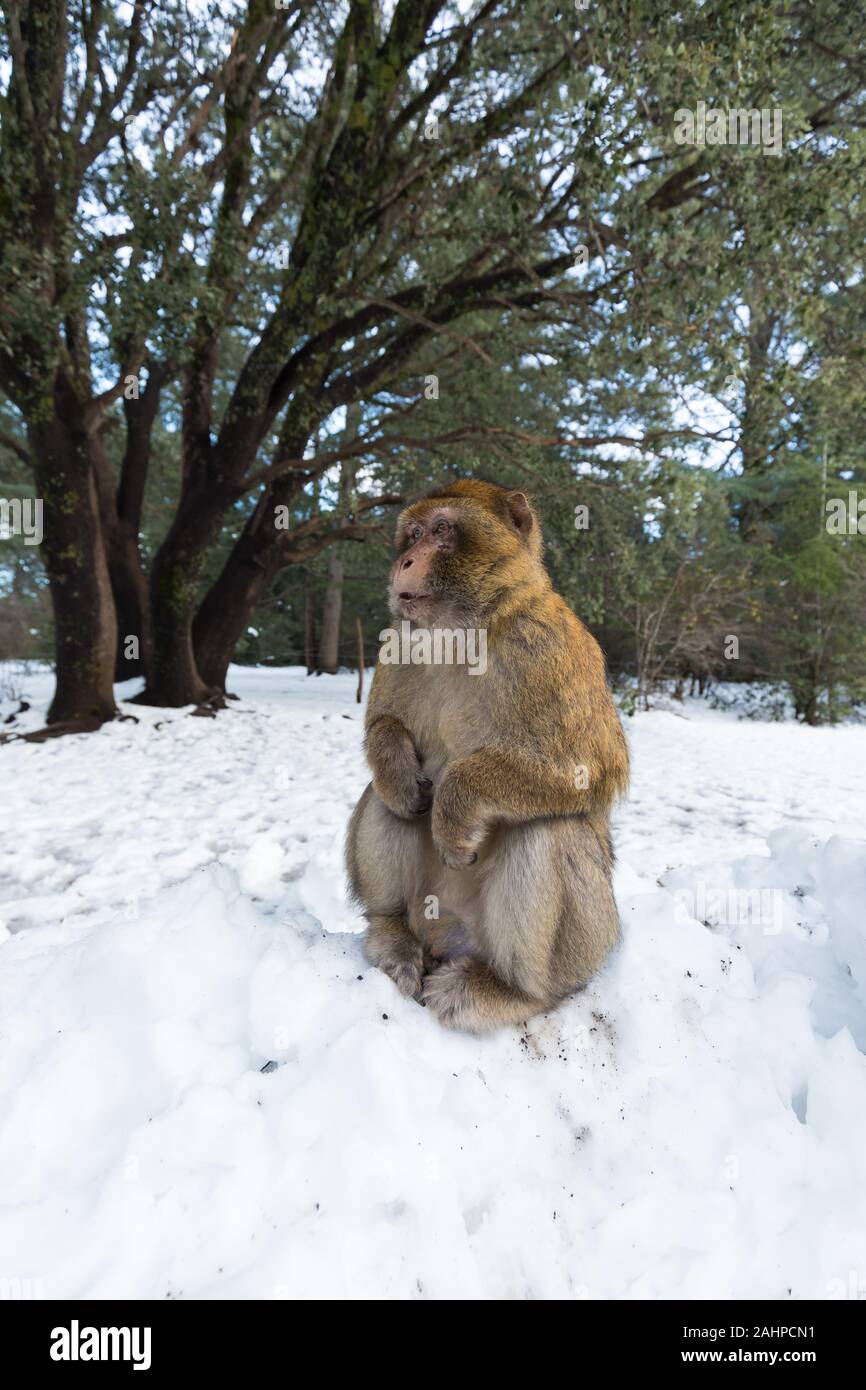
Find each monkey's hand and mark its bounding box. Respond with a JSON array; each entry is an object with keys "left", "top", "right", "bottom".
[
  {"left": 366, "top": 714, "right": 433, "bottom": 819},
  {"left": 432, "top": 764, "right": 487, "bottom": 869}
]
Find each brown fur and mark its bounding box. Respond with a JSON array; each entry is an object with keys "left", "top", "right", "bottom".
[{"left": 345, "top": 478, "right": 629, "bottom": 1032}]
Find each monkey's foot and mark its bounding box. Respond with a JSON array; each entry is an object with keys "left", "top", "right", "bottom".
[
  {"left": 421, "top": 958, "right": 535, "bottom": 1033},
  {"left": 364, "top": 916, "right": 425, "bottom": 1000}
]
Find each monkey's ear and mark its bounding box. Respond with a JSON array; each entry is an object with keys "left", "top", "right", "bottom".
[{"left": 506, "top": 491, "right": 534, "bottom": 540}]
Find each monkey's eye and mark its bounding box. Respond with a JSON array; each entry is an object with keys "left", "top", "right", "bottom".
[
  {"left": 408, "top": 525, "right": 423, "bottom": 543},
  {"left": 432, "top": 519, "right": 450, "bottom": 536}
]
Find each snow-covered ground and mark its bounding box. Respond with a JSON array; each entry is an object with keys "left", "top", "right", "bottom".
[{"left": 1, "top": 666, "right": 865, "bottom": 1300}]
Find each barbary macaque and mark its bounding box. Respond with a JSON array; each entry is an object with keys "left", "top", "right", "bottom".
[{"left": 345, "top": 479, "right": 629, "bottom": 1032}]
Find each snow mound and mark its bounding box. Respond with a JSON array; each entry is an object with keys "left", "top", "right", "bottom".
[{"left": 1, "top": 668, "right": 865, "bottom": 1298}]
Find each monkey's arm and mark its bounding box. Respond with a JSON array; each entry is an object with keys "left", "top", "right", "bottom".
[
  {"left": 432, "top": 745, "right": 621, "bottom": 868},
  {"left": 365, "top": 712, "right": 433, "bottom": 819}
]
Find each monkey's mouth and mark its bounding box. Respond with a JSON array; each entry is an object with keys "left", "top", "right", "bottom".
[{"left": 391, "top": 590, "right": 439, "bottom": 621}]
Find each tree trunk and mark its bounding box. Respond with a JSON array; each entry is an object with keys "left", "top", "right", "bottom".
[
  {"left": 193, "top": 531, "right": 274, "bottom": 693},
  {"left": 29, "top": 417, "right": 118, "bottom": 727},
  {"left": 356, "top": 615, "right": 365, "bottom": 703},
  {"left": 136, "top": 491, "right": 226, "bottom": 706},
  {"left": 106, "top": 523, "right": 153, "bottom": 682},
  {"left": 106, "top": 367, "right": 169, "bottom": 683},
  {"left": 314, "top": 423, "right": 357, "bottom": 674},
  {"left": 192, "top": 421, "right": 374, "bottom": 692},
  {"left": 143, "top": 554, "right": 214, "bottom": 706},
  {"left": 191, "top": 418, "right": 379, "bottom": 692},
  {"left": 192, "top": 450, "right": 311, "bottom": 692},
  {"left": 316, "top": 548, "right": 344, "bottom": 673},
  {"left": 305, "top": 591, "right": 315, "bottom": 675},
  {"left": 737, "top": 280, "right": 777, "bottom": 539}
]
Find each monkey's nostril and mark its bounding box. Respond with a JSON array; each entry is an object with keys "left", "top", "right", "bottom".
[
  {"left": 402, "top": 558, "right": 413, "bottom": 569},
  {"left": 399, "top": 591, "right": 413, "bottom": 600}
]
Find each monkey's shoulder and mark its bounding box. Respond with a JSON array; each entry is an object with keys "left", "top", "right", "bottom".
[
  {"left": 495, "top": 596, "right": 603, "bottom": 671},
  {"left": 487, "top": 601, "right": 615, "bottom": 733}
]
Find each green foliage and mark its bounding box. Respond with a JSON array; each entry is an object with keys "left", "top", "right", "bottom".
[{"left": 0, "top": 0, "right": 865, "bottom": 717}]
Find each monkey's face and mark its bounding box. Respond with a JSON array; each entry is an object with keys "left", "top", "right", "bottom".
[
  {"left": 389, "top": 492, "right": 535, "bottom": 625},
  {"left": 390, "top": 505, "right": 461, "bottom": 624}
]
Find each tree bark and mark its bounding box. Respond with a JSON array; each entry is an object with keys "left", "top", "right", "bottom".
[
  {"left": 193, "top": 477, "right": 397, "bottom": 691},
  {"left": 136, "top": 489, "right": 228, "bottom": 706},
  {"left": 89, "top": 422, "right": 154, "bottom": 685},
  {"left": 193, "top": 465, "right": 309, "bottom": 692},
  {"left": 737, "top": 278, "right": 777, "bottom": 539},
  {"left": 105, "top": 521, "right": 153, "bottom": 682},
  {"left": 356, "top": 616, "right": 365, "bottom": 703},
  {"left": 29, "top": 415, "right": 118, "bottom": 726},
  {"left": 304, "top": 590, "right": 315, "bottom": 675},
  {"left": 313, "top": 429, "right": 358, "bottom": 674},
  {"left": 193, "top": 522, "right": 274, "bottom": 693},
  {"left": 316, "top": 547, "right": 344, "bottom": 674},
  {"left": 106, "top": 367, "right": 169, "bottom": 682}
]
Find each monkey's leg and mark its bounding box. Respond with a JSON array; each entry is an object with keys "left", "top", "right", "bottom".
[
  {"left": 364, "top": 914, "right": 425, "bottom": 1000},
  {"left": 422, "top": 819, "right": 619, "bottom": 1033},
  {"left": 346, "top": 783, "right": 427, "bottom": 1000},
  {"left": 421, "top": 957, "right": 540, "bottom": 1033}
]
